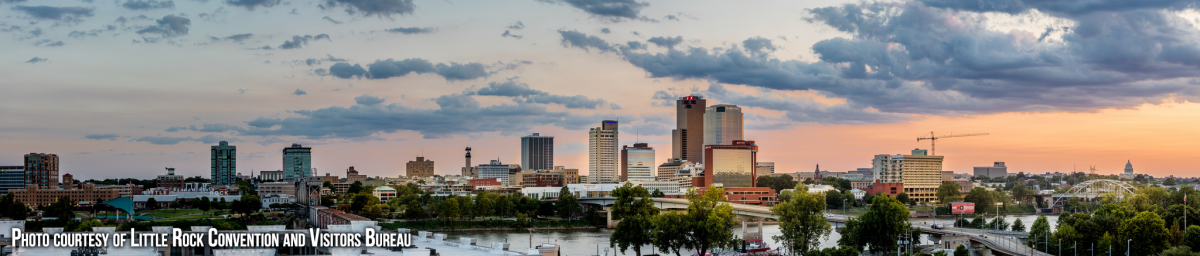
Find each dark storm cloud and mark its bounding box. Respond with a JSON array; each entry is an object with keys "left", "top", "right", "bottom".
[
  {"left": 136, "top": 14, "right": 190, "bottom": 37},
  {"left": 278, "top": 34, "right": 330, "bottom": 49},
  {"left": 624, "top": 41, "right": 647, "bottom": 50},
  {"left": 542, "top": 0, "right": 648, "bottom": 20},
  {"left": 326, "top": 58, "right": 489, "bottom": 81},
  {"left": 122, "top": 0, "right": 174, "bottom": 10},
  {"left": 84, "top": 134, "right": 119, "bottom": 140},
  {"left": 385, "top": 27, "right": 434, "bottom": 34},
  {"left": 646, "top": 36, "right": 682, "bottom": 49},
  {"left": 703, "top": 82, "right": 910, "bottom": 125},
  {"left": 224, "top": 0, "right": 280, "bottom": 10},
  {"left": 471, "top": 79, "right": 608, "bottom": 109},
  {"left": 11, "top": 6, "right": 93, "bottom": 21},
  {"left": 555, "top": 1, "right": 1200, "bottom": 118},
  {"left": 241, "top": 93, "right": 625, "bottom": 139},
  {"left": 24, "top": 57, "right": 47, "bottom": 64},
  {"left": 557, "top": 30, "right": 616, "bottom": 53},
  {"left": 321, "top": 0, "right": 415, "bottom": 17}
]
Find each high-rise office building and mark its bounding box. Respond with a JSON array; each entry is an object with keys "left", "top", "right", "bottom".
[
  {"left": 283, "top": 143, "right": 312, "bottom": 181},
  {"left": 0, "top": 166, "right": 24, "bottom": 194},
  {"left": 588, "top": 120, "right": 619, "bottom": 184},
  {"left": 406, "top": 156, "right": 435, "bottom": 177},
  {"left": 756, "top": 162, "right": 775, "bottom": 175},
  {"left": 210, "top": 141, "right": 237, "bottom": 185},
  {"left": 478, "top": 160, "right": 512, "bottom": 185},
  {"left": 24, "top": 153, "right": 59, "bottom": 189},
  {"left": 521, "top": 133, "right": 554, "bottom": 171},
  {"left": 620, "top": 143, "right": 655, "bottom": 182},
  {"left": 704, "top": 104, "right": 744, "bottom": 146},
  {"left": 872, "top": 148, "right": 944, "bottom": 203},
  {"left": 973, "top": 162, "right": 1008, "bottom": 178},
  {"left": 672, "top": 96, "right": 706, "bottom": 163},
  {"left": 703, "top": 140, "right": 757, "bottom": 188}
]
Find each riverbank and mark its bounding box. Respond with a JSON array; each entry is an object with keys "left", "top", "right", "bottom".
[
  {"left": 402, "top": 226, "right": 600, "bottom": 232},
  {"left": 380, "top": 219, "right": 596, "bottom": 231}
]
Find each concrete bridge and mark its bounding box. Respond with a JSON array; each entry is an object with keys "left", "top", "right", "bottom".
[{"left": 566, "top": 197, "right": 1048, "bottom": 256}]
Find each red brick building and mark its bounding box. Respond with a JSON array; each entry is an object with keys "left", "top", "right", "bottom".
[
  {"left": 311, "top": 206, "right": 370, "bottom": 228},
  {"left": 865, "top": 181, "right": 903, "bottom": 197},
  {"left": 156, "top": 167, "right": 184, "bottom": 190},
  {"left": 667, "top": 186, "right": 778, "bottom": 206},
  {"left": 469, "top": 178, "right": 502, "bottom": 187}
]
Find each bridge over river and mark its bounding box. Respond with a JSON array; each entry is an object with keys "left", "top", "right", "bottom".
[{"left": 565, "top": 197, "right": 1048, "bottom": 256}]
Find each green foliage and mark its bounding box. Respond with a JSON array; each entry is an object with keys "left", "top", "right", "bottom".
[
  {"left": 348, "top": 181, "right": 365, "bottom": 194},
  {"left": 1159, "top": 246, "right": 1200, "bottom": 256},
  {"left": 804, "top": 246, "right": 859, "bottom": 256},
  {"left": 1185, "top": 225, "right": 1200, "bottom": 252},
  {"left": 964, "top": 187, "right": 995, "bottom": 213},
  {"left": 378, "top": 218, "right": 592, "bottom": 230},
  {"left": 896, "top": 192, "right": 910, "bottom": 205},
  {"left": 778, "top": 190, "right": 795, "bottom": 203},
  {"left": 436, "top": 197, "right": 460, "bottom": 227},
  {"left": 610, "top": 183, "right": 658, "bottom": 256},
  {"left": 772, "top": 183, "right": 831, "bottom": 254},
  {"left": 145, "top": 197, "right": 159, "bottom": 210},
  {"left": 937, "top": 182, "right": 961, "bottom": 204},
  {"left": 232, "top": 194, "right": 262, "bottom": 216},
  {"left": 1011, "top": 218, "right": 1026, "bottom": 232},
  {"left": 651, "top": 211, "right": 688, "bottom": 256},
  {"left": 323, "top": 181, "right": 333, "bottom": 188},
  {"left": 839, "top": 193, "right": 910, "bottom": 253},
  {"left": 757, "top": 175, "right": 798, "bottom": 193},
  {"left": 987, "top": 216, "right": 1009, "bottom": 230},
  {"left": 651, "top": 189, "right": 665, "bottom": 198},
  {"left": 556, "top": 187, "right": 582, "bottom": 220},
  {"left": 1121, "top": 211, "right": 1171, "bottom": 256},
  {"left": 350, "top": 193, "right": 378, "bottom": 214},
  {"left": 403, "top": 200, "right": 428, "bottom": 219},
  {"left": 677, "top": 186, "right": 738, "bottom": 256},
  {"left": 970, "top": 215, "right": 985, "bottom": 229},
  {"left": 954, "top": 245, "right": 969, "bottom": 256},
  {"left": 1030, "top": 215, "right": 1051, "bottom": 245}
]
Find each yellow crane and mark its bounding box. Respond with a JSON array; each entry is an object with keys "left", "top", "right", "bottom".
[{"left": 916, "top": 132, "right": 989, "bottom": 155}]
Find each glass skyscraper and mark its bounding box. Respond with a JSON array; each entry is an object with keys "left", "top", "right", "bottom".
[
  {"left": 211, "top": 141, "right": 237, "bottom": 185},
  {"left": 283, "top": 143, "right": 312, "bottom": 181}
]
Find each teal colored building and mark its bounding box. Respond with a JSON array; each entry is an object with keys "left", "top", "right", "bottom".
[
  {"left": 283, "top": 143, "right": 312, "bottom": 181},
  {"left": 211, "top": 141, "right": 237, "bottom": 185}
]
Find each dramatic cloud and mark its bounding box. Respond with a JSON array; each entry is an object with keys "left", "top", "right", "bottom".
[
  {"left": 646, "top": 36, "right": 682, "bottom": 49},
  {"left": 471, "top": 79, "right": 608, "bottom": 109},
  {"left": 11, "top": 6, "right": 93, "bottom": 21},
  {"left": 136, "top": 14, "right": 190, "bottom": 37},
  {"left": 278, "top": 34, "right": 330, "bottom": 49},
  {"left": 385, "top": 27, "right": 434, "bottom": 34},
  {"left": 703, "top": 82, "right": 910, "bottom": 125},
  {"left": 84, "top": 134, "right": 119, "bottom": 140},
  {"left": 293, "top": 89, "right": 307, "bottom": 95},
  {"left": 557, "top": 30, "right": 616, "bottom": 53},
  {"left": 164, "top": 123, "right": 245, "bottom": 132},
  {"left": 224, "top": 0, "right": 280, "bottom": 10},
  {"left": 542, "top": 0, "right": 648, "bottom": 20},
  {"left": 122, "top": 0, "right": 174, "bottom": 10},
  {"left": 24, "top": 57, "right": 47, "bottom": 64},
  {"left": 242, "top": 93, "right": 624, "bottom": 139},
  {"left": 327, "top": 58, "right": 489, "bottom": 81},
  {"left": 321, "top": 0, "right": 415, "bottom": 17}
]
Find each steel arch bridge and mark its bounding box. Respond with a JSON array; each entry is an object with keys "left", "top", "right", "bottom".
[{"left": 1051, "top": 179, "right": 1136, "bottom": 207}]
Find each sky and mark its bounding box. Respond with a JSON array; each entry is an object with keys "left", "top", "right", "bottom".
[{"left": 3, "top": 0, "right": 1200, "bottom": 180}]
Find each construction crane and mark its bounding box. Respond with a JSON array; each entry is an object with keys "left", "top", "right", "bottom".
[{"left": 916, "top": 132, "right": 989, "bottom": 155}]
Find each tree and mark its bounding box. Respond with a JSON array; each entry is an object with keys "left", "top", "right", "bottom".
[
  {"left": 556, "top": 187, "right": 582, "bottom": 220},
  {"left": 495, "top": 195, "right": 513, "bottom": 217},
  {"left": 363, "top": 204, "right": 384, "bottom": 219},
  {"left": 145, "top": 197, "right": 159, "bottom": 210},
  {"left": 651, "top": 212, "right": 688, "bottom": 256},
  {"left": 896, "top": 192, "right": 910, "bottom": 205},
  {"left": 1030, "top": 215, "right": 1051, "bottom": 246},
  {"left": 679, "top": 186, "right": 738, "bottom": 256},
  {"left": 7, "top": 200, "right": 29, "bottom": 220},
  {"left": 954, "top": 245, "right": 969, "bottom": 256},
  {"left": 826, "top": 190, "right": 845, "bottom": 209},
  {"left": 1185, "top": 225, "right": 1200, "bottom": 252},
  {"left": 403, "top": 200, "right": 427, "bottom": 219},
  {"left": 988, "top": 216, "right": 1009, "bottom": 230},
  {"left": 1172, "top": 220, "right": 1185, "bottom": 246},
  {"left": 771, "top": 184, "right": 831, "bottom": 254},
  {"left": 610, "top": 183, "right": 657, "bottom": 256},
  {"left": 778, "top": 190, "right": 795, "bottom": 203},
  {"left": 1011, "top": 218, "right": 1026, "bottom": 232},
  {"left": 195, "top": 197, "right": 211, "bottom": 212},
  {"left": 970, "top": 215, "right": 986, "bottom": 229},
  {"left": 435, "top": 198, "right": 460, "bottom": 228},
  {"left": 937, "top": 181, "right": 961, "bottom": 204},
  {"left": 233, "top": 194, "right": 262, "bottom": 216},
  {"left": 838, "top": 193, "right": 910, "bottom": 253},
  {"left": 651, "top": 189, "right": 665, "bottom": 198},
  {"left": 323, "top": 181, "right": 333, "bottom": 189},
  {"left": 1159, "top": 246, "right": 1197, "bottom": 256},
  {"left": 964, "top": 187, "right": 995, "bottom": 213},
  {"left": 348, "top": 181, "right": 365, "bottom": 194},
  {"left": 1012, "top": 183, "right": 1031, "bottom": 204},
  {"left": 1166, "top": 178, "right": 1179, "bottom": 186},
  {"left": 1120, "top": 211, "right": 1170, "bottom": 256},
  {"left": 475, "top": 194, "right": 495, "bottom": 219}
]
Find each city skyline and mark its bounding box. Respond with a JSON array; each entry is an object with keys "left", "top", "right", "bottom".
[{"left": 6, "top": 0, "right": 1200, "bottom": 179}]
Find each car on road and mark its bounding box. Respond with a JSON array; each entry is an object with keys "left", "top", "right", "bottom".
[
  {"left": 978, "top": 234, "right": 988, "bottom": 238},
  {"left": 931, "top": 224, "right": 944, "bottom": 229}
]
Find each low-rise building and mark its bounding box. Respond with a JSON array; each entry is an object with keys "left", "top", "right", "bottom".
[
  {"left": 667, "top": 186, "right": 778, "bottom": 206},
  {"left": 373, "top": 186, "right": 396, "bottom": 202},
  {"left": 157, "top": 168, "right": 184, "bottom": 190},
  {"left": 12, "top": 183, "right": 120, "bottom": 208},
  {"left": 0, "top": 166, "right": 25, "bottom": 194},
  {"left": 261, "top": 194, "right": 296, "bottom": 208},
  {"left": 258, "top": 182, "right": 296, "bottom": 197},
  {"left": 345, "top": 166, "right": 367, "bottom": 183},
  {"left": 627, "top": 180, "right": 681, "bottom": 193},
  {"left": 94, "top": 183, "right": 144, "bottom": 197},
  {"left": 258, "top": 170, "right": 285, "bottom": 181}
]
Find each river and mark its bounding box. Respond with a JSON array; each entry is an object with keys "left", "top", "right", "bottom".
[{"left": 436, "top": 215, "right": 1059, "bottom": 256}]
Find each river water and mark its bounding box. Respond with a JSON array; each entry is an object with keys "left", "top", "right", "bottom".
[{"left": 437, "top": 215, "right": 1059, "bottom": 256}]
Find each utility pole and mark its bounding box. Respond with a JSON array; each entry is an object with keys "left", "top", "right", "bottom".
[{"left": 1126, "top": 239, "right": 1131, "bottom": 256}]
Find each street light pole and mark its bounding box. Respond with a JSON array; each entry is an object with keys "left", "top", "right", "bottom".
[{"left": 1126, "top": 239, "right": 1131, "bottom": 256}]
